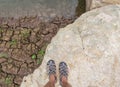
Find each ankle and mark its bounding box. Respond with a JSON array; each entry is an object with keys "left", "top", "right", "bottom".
[
  {"left": 61, "top": 76, "right": 67, "bottom": 83},
  {"left": 49, "top": 74, "right": 56, "bottom": 83}
]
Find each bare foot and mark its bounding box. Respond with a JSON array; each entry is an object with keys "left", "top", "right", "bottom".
[
  {"left": 47, "top": 60, "right": 57, "bottom": 83},
  {"left": 49, "top": 74, "right": 56, "bottom": 83},
  {"left": 59, "top": 62, "right": 68, "bottom": 85},
  {"left": 61, "top": 76, "right": 67, "bottom": 83}
]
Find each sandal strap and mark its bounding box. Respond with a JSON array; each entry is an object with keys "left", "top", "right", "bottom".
[
  {"left": 47, "top": 60, "right": 56, "bottom": 75},
  {"left": 59, "top": 62, "right": 68, "bottom": 85}
]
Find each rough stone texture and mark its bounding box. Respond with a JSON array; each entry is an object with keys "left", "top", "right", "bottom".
[
  {"left": 20, "top": 5, "right": 120, "bottom": 87},
  {"left": 86, "top": 0, "right": 120, "bottom": 10},
  {"left": 86, "top": 0, "right": 92, "bottom": 11}
]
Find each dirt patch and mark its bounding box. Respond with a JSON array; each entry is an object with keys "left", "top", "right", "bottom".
[{"left": 0, "top": 16, "right": 76, "bottom": 87}]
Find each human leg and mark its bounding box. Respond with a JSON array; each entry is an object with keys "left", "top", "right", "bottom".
[
  {"left": 44, "top": 60, "right": 57, "bottom": 87},
  {"left": 44, "top": 74, "right": 55, "bottom": 87},
  {"left": 59, "top": 62, "right": 72, "bottom": 87},
  {"left": 61, "top": 76, "right": 72, "bottom": 87}
]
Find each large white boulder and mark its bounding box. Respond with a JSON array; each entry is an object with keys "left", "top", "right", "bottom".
[
  {"left": 86, "top": 0, "right": 120, "bottom": 10},
  {"left": 20, "top": 5, "right": 120, "bottom": 87}
]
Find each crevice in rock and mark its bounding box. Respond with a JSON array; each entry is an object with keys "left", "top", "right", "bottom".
[{"left": 77, "top": 28, "right": 85, "bottom": 50}]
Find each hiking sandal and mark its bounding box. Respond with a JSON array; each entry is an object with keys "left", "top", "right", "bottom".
[
  {"left": 47, "top": 60, "right": 57, "bottom": 82},
  {"left": 59, "top": 61, "right": 68, "bottom": 86}
]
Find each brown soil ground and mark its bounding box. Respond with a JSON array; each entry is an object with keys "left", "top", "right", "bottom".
[{"left": 0, "top": 16, "right": 76, "bottom": 87}]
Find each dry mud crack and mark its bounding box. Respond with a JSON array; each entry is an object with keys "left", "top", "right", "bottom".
[{"left": 0, "top": 16, "right": 75, "bottom": 87}]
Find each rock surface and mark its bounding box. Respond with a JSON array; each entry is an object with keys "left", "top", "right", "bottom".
[
  {"left": 20, "top": 5, "right": 120, "bottom": 87},
  {"left": 86, "top": 0, "right": 92, "bottom": 11},
  {"left": 0, "top": 0, "right": 78, "bottom": 20},
  {"left": 86, "top": 0, "right": 120, "bottom": 10}
]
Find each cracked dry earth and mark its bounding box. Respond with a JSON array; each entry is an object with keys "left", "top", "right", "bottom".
[{"left": 0, "top": 16, "right": 75, "bottom": 87}]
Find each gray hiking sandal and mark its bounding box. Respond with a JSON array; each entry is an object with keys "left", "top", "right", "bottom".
[
  {"left": 47, "top": 60, "right": 57, "bottom": 82},
  {"left": 59, "top": 62, "right": 68, "bottom": 86}
]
